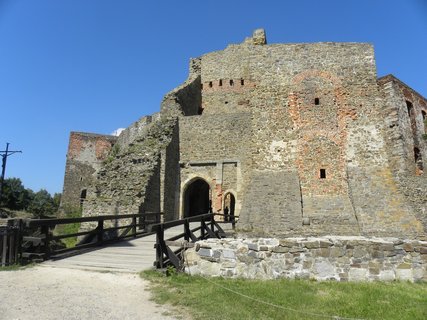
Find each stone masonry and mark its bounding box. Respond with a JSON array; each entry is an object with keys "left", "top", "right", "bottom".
[
  {"left": 60, "top": 29, "right": 427, "bottom": 240},
  {"left": 184, "top": 237, "right": 427, "bottom": 282}
]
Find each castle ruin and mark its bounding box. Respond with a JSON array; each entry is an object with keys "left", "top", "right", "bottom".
[{"left": 60, "top": 29, "right": 427, "bottom": 239}]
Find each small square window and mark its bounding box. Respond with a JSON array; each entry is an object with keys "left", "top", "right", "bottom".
[{"left": 320, "top": 169, "right": 326, "bottom": 179}]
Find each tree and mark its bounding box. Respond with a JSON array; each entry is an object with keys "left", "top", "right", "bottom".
[
  {"left": 27, "top": 189, "right": 56, "bottom": 218},
  {"left": 0, "top": 178, "right": 28, "bottom": 210},
  {"left": 52, "top": 193, "right": 61, "bottom": 209},
  {"left": 0, "top": 177, "right": 61, "bottom": 218}
]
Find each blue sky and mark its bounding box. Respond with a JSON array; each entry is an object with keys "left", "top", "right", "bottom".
[{"left": 0, "top": 0, "right": 426, "bottom": 195}]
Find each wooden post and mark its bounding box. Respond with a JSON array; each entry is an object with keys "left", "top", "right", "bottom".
[
  {"left": 132, "top": 216, "right": 137, "bottom": 238},
  {"left": 201, "top": 217, "right": 206, "bottom": 239},
  {"left": 155, "top": 225, "right": 164, "bottom": 268},
  {"left": 210, "top": 214, "right": 215, "bottom": 233},
  {"left": 41, "top": 225, "right": 51, "bottom": 260},
  {"left": 140, "top": 215, "right": 145, "bottom": 231},
  {"left": 184, "top": 219, "right": 190, "bottom": 242},
  {"left": 15, "top": 220, "right": 22, "bottom": 265},
  {"left": 9, "top": 229, "right": 14, "bottom": 265},
  {"left": 97, "top": 219, "right": 104, "bottom": 245},
  {"left": 1, "top": 232, "right": 7, "bottom": 266}
]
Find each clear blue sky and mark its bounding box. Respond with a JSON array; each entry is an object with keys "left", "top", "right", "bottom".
[{"left": 0, "top": 0, "right": 426, "bottom": 195}]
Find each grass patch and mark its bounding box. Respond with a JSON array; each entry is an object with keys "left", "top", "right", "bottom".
[
  {"left": 141, "top": 270, "right": 427, "bottom": 320},
  {"left": 54, "top": 209, "right": 82, "bottom": 248},
  {"left": 0, "top": 263, "right": 35, "bottom": 271}
]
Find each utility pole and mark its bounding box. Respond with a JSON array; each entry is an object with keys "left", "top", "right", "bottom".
[{"left": 0, "top": 143, "right": 22, "bottom": 200}]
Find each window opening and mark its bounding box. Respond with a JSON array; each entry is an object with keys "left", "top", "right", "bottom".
[
  {"left": 320, "top": 169, "right": 326, "bottom": 179},
  {"left": 200, "top": 83, "right": 203, "bottom": 90},
  {"left": 208, "top": 81, "right": 213, "bottom": 88},
  {"left": 422, "top": 110, "right": 426, "bottom": 121},
  {"left": 406, "top": 100, "right": 413, "bottom": 116},
  {"left": 219, "top": 79, "right": 222, "bottom": 86},
  {"left": 229, "top": 79, "right": 234, "bottom": 86},
  {"left": 241, "top": 79, "right": 244, "bottom": 85},
  {"left": 80, "top": 189, "right": 87, "bottom": 207},
  {"left": 414, "top": 147, "right": 424, "bottom": 171},
  {"left": 314, "top": 98, "right": 320, "bottom": 105}
]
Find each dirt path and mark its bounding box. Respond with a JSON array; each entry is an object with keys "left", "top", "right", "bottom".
[{"left": 0, "top": 266, "right": 178, "bottom": 320}]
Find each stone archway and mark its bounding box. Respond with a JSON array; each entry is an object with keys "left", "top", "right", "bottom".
[{"left": 183, "top": 178, "right": 211, "bottom": 217}]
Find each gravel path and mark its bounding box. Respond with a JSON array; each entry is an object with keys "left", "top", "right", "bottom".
[{"left": 0, "top": 266, "right": 179, "bottom": 320}]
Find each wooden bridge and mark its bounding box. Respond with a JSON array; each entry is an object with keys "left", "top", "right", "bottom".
[{"left": 0, "top": 213, "right": 234, "bottom": 272}]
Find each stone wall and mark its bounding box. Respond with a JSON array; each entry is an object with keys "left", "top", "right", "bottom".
[
  {"left": 184, "top": 237, "right": 427, "bottom": 282},
  {"left": 378, "top": 75, "right": 427, "bottom": 176},
  {"left": 179, "top": 113, "right": 252, "bottom": 216},
  {"left": 61, "top": 29, "right": 427, "bottom": 239},
  {"left": 161, "top": 122, "right": 180, "bottom": 221},
  {"left": 79, "top": 59, "right": 202, "bottom": 221},
  {"left": 115, "top": 114, "right": 159, "bottom": 148},
  {"left": 60, "top": 132, "right": 117, "bottom": 211},
  {"left": 378, "top": 75, "right": 427, "bottom": 235}
]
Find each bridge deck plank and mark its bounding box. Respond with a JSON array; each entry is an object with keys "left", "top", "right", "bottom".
[{"left": 40, "top": 223, "right": 232, "bottom": 273}]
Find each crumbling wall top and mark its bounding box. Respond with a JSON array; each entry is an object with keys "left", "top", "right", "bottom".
[{"left": 243, "top": 28, "right": 267, "bottom": 45}]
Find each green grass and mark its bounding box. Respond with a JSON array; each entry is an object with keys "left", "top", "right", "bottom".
[
  {"left": 0, "top": 263, "right": 35, "bottom": 271},
  {"left": 53, "top": 210, "right": 82, "bottom": 248},
  {"left": 142, "top": 270, "right": 427, "bottom": 320}
]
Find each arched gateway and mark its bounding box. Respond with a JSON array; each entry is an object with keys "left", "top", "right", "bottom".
[{"left": 183, "top": 178, "right": 211, "bottom": 217}]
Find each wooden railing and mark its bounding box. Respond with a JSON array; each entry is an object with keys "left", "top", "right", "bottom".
[
  {"left": 0, "top": 220, "right": 22, "bottom": 266},
  {"left": 153, "top": 213, "right": 235, "bottom": 269},
  {"left": 0, "top": 212, "right": 162, "bottom": 264}
]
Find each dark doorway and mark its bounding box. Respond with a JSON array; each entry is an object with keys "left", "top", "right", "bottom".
[
  {"left": 223, "top": 193, "right": 236, "bottom": 222},
  {"left": 184, "top": 179, "right": 210, "bottom": 217}
]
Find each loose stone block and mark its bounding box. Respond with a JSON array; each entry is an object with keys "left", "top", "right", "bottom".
[
  {"left": 222, "top": 249, "right": 236, "bottom": 260},
  {"left": 348, "top": 268, "right": 368, "bottom": 281},
  {"left": 272, "top": 246, "right": 289, "bottom": 253},
  {"left": 314, "top": 260, "right": 335, "bottom": 279},
  {"left": 198, "top": 248, "right": 213, "bottom": 258},
  {"left": 395, "top": 269, "right": 413, "bottom": 281},
  {"left": 379, "top": 270, "right": 395, "bottom": 281}
]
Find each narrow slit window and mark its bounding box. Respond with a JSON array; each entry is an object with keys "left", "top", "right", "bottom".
[
  {"left": 208, "top": 81, "right": 213, "bottom": 88},
  {"left": 200, "top": 83, "right": 203, "bottom": 90},
  {"left": 80, "top": 189, "right": 87, "bottom": 207},
  {"left": 241, "top": 79, "right": 244, "bottom": 85},
  {"left": 406, "top": 100, "right": 413, "bottom": 116},
  {"left": 229, "top": 79, "right": 234, "bottom": 86},
  {"left": 320, "top": 169, "right": 326, "bottom": 179},
  {"left": 314, "top": 98, "right": 320, "bottom": 105},
  {"left": 422, "top": 110, "right": 426, "bottom": 121},
  {"left": 219, "top": 79, "right": 222, "bottom": 86}
]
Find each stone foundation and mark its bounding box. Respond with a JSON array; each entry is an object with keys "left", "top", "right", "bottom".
[{"left": 184, "top": 237, "right": 427, "bottom": 282}]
